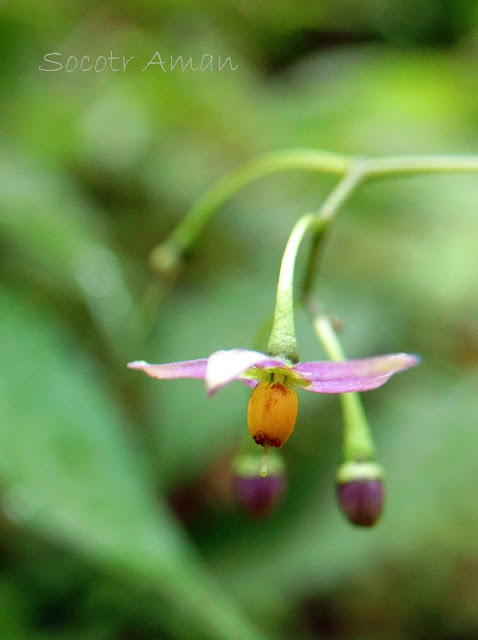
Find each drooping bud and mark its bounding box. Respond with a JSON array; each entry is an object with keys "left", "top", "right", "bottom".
[
  {"left": 247, "top": 380, "right": 298, "bottom": 448},
  {"left": 232, "top": 452, "right": 286, "bottom": 518},
  {"left": 336, "top": 461, "right": 384, "bottom": 527}
]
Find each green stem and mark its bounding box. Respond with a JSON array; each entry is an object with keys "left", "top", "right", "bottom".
[
  {"left": 364, "top": 154, "right": 478, "bottom": 179},
  {"left": 265, "top": 168, "right": 365, "bottom": 365},
  {"left": 149, "top": 151, "right": 478, "bottom": 273},
  {"left": 308, "top": 305, "right": 375, "bottom": 461},
  {"left": 143, "top": 150, "right": 478, "bottom": 348},
  {"left": 301, "top": 165, "right": 365, "bottom": 300},
  {"left": 150, "top": 150, "right": 350, "bottom": 272},
  {"left": 267, "top": 214, "right": 318, "bottom": 362}
]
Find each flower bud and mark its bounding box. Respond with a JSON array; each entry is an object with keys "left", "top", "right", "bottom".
[
  {"left": 336, "top": 461, "right": 384, "bottom": 527},
  {"left": 232, "top": 453, "right": 286, "bottom": 518},
  {"left": 247, "top": 381, "right": 298, "bottom": 448}
]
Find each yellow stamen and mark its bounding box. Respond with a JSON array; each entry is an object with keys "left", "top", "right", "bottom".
[{"left": 247, "top": 381, "right": 298, "bottom": 448}]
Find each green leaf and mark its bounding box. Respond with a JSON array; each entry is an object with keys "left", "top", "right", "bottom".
[
  {"left": 0, "top": 149, "right": 133, "bottom": 351},
  {"left": 0, "top": 285, "right": 269, "bottom": 640}
]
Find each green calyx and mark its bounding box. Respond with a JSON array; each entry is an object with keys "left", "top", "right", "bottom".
[
  {"left": 242, "top": 366, "right": 311, "bottom": 389},
  {"left": 336, "top": 460, "right": 385, "bottom": 485},
  {"left": 233, "top": 452, "right": 285, "bottom": 478}
]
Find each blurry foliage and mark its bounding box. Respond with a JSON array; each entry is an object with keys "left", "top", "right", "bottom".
[{"left": 1, "top": 1, "right": 478, "bottom": 639}]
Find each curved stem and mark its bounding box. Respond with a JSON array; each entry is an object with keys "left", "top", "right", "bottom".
[
  {"left": 267, "top": 214, "right": 318, "bottom": 362},
  {"left": 150, "top": 151, "right": 478, "bottom": 273},
  {"left": 301, "top": 165, "right": 365, "bottom": 300},
  {"left": 150, "top": 150, "right": 351, "bottom": 271},
  {"left": 308, "top": 303, "right": 375, "bottom": 461},
  {"left": 142, "top": 150, "right": 478, "bottom": 345},
  {"left": 363, "top": 154, "right": 478, "bottom": 179}
]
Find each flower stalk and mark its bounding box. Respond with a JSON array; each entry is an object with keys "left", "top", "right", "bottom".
[
  {"left": 149, "top": 150, "right": 350, "bottom": 273},
  {"left": 140, "top": 150, "right": 478, "bottom": 350},
  {"left": 308, "top": 304, "right": 385, "bottom": 526},
  {"left": 267, "top": 214, "right": 319, "bottom": 362},
  {"left": 309, "top": 307, "right": 376, "bottom": 462},
  {"left": 300, "top": 166, "right": 364, "bottom": 300},
  {"left": 149, "top": 150, "right": 478, "bottom": 278}
]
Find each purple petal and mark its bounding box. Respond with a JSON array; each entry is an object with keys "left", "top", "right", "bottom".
[
  {"left": 128, "top": 358, "right": 208, "bottom": 380},
  {"left": 293, "top": 353, "right": 420, "bottom": 394},
  {"left": 206, "top": 349, "right": 286, "bottom": 395}
]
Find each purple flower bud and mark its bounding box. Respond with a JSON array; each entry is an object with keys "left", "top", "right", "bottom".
[
  {"left": 233, "top": 473, "right": 286, "bottom": 518},
  {"left": 337, "top": 479, "right": 384, "bottom": 527},
  {"left": 336, "top": 461, "right": 384, "bottom": 527},
  {"left": 232, "top": 452, "right": 286, "bottom": 518}
]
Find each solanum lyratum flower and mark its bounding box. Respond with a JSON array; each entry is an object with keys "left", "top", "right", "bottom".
[{"left": 128, "top": 348, "right": 419, "bottom": 448}]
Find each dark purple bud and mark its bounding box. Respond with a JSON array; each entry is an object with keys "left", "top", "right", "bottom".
[
  {"left": 336, "top": 461, "right": 384, "bottom": 527},
  {"left": 232, "top": 452, "right": 286, "bottom": 518},
  {"left": 233, "top": 473, "right": 286, "bottom": 518},
  {"left": 337, "top": 479, "right": 384, "bottom": 527}
]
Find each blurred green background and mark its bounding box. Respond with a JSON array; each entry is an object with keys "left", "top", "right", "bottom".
[{"left": 1, "top": 1, "right": 478, "bottom": 639}]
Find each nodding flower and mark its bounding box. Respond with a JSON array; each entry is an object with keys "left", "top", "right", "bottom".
[{"left": 128, "top": 348, "right": 419, "bottom": 448}]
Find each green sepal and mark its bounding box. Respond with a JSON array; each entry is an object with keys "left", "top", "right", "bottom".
[
  {"left": 241, "top": 366, "right": 311, "bottom": 388},
  {"left": 336, "top": 460, "right": 385, "bottom": 485},
  {"left": 233, "top": 452, "right": 285, "bottom": 478}
]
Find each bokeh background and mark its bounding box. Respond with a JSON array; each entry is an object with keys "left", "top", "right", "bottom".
[{"left": 2, "top": 2, "right": 478, "bottom": 639}]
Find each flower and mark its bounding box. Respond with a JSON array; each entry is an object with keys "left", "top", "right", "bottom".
[{"left": 128, "top": 348, "right": 419, "bottom": 448}]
